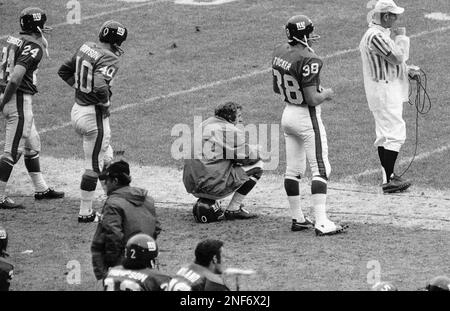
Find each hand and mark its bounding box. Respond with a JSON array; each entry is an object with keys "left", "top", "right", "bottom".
[
  {"left": 321, "top": 88, "right": 334, "bottom": 100},
  {"left": 393, "top": 27, "right": 406, "bottom": 36},
  {"left": 98, "top": 101, "right": 111, "bottom": 119}
]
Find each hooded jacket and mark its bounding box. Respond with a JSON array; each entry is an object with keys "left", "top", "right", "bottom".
[
  {"left": 91, "top": 186, "right": 161, "bottom": 280},
  {"left": 183, "top": 116, "right": 260, "bottom": 200}
]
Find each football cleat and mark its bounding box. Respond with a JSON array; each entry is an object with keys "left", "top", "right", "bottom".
[
  {"left": 224, "top": 206, "right": 257, "bottom": 220},
  {"left": 382, "top": 174, "right": 411, "bottom": 194},
  {"left": 0, "top": 196, "right": 25, "bottom": 209},
  {"left": 34, "top": 188, "right": 65, "bottom": 200},
  {"left": 291, "top": 217, "right": 314, "bottom": 232},
  {"left": 372, "top": 281, "right": 398, "bottom": 291},
  {"left": 78, "top": 211, "right": 100, "bottom": 223},
  {"left": 315, "top": 221, "right": 348, "bottom": 236}
]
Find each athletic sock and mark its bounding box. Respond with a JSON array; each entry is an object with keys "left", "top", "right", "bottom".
[
  {"left": 80, "top": 190, "right": 95, "bottom": 216},
  {"left": 25, "top": 154, "right": 48, "bottom": 192},
  {"left": 312, "top": 194, "right": 328, "bottom": 225},
  {"left": 284, "top": 178, "right": 305, "bottom": 222},
  {"left": 226, "top": 192, "right": 245, "bottom": 211},
  {"left": 28, "top": 172, "right": 49, "bottom": 193},
  {"left": 383, "top": 149, "right": 399, "bottom": 182}
]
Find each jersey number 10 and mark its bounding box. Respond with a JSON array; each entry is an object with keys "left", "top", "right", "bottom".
[
  {"left": 74, "top": 56, "right": 93, "bottom": 93},
  {"left": 273, "top": 68, "right": 304, "bottom": 105}
]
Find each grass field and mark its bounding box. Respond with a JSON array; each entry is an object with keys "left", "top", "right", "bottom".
[{"left": 0, "top": 0, "right": 449, "bottom": 291}]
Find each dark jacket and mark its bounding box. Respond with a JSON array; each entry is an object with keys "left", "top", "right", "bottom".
[
  {"left": 0, "top": 257, "right": 13, "bottom": 291},
  {"left": 91, "top": 186, "right": 161, "bottom": 280},
  {"left": 183, "top": 116, "right": 260, "bottom": 200}
]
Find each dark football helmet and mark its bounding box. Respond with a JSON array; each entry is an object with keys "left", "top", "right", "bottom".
[
  {"left": 123, "top": 233, "right": 158, "bottom": 269},
  {"left": 285, "top": 15, "right": 320, "bottom": 48},
  {"left": 426, "top": 276, "right": 450, "bottom": 291},
  {"left": 20, "top": 7, "right": 52, "bottom": 34},
  {"left": 371, "top": 281, "right": 398, "bottom": 291},
  {"left": 193, "top": 198, "right": 224, "bottom": 223},
  {"left": 0, "top": 226, "right": 8, "bottom": 257},
  {"left": 99, "top": 20, "right": 128, "bottom": 54}
]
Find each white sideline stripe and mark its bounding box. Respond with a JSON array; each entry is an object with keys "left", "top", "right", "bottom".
[
  {"left": 348, "top": 145, "right": 450, "bottom": 180},
  {"left": 0, "top": 0, "right": 170, "bottom": 41},
  {"left": 0, "top": 24, "right": 449, "bottom": 157}
]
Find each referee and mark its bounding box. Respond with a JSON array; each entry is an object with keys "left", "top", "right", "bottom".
[{"left": 359, "top": 0, "right": 414, "bottom": 193}]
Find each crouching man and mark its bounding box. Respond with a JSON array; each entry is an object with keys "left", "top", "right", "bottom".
[{"left": 183, "top": 102, "right": 263, "bottom": 222}]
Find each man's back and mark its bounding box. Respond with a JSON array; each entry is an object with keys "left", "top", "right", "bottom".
[
  {"left": 0, "top": 34, "right": 44, "bottom": 95},
  {"left": 166, "top": 263, "right": 229, "bottom": 291},
  {"left": 58, "top": 41, "right": 120, "bottom": 106},
  {"left": 272, "top": 42, "right": 323, "bottom": 106},
  {"left": 104, "top": 265, "right": 170, "bottom": 291}
]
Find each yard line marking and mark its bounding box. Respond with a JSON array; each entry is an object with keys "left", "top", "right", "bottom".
[
  {"left": 347, "top": 145, "right": 450, "bottom": 180},
  {"left": 0, "top": 0, "right": 171, "bottom": 41},
  {"left": 0, "top": 24, "right": 449, "bottom": 156}
]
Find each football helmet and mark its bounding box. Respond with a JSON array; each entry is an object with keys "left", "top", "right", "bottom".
[
  {"left": 371, "top": 281, "right": 398, "bottom": 291},
  {"left": 123, "top": 233, "right": 158, "bottom": 269},
  {"left": 426, "top": 276, "right": 450, "bottom": 291},
  {"left": 20, "top": 7, "right": 52, "bottom": 34},
  {"left": 0, "top": 226, "right": 8, "bottom": 257},
  {"left": 99, "top": 20, "right": 128, "bottom": 55},
  {"left": 285, "top": 15, "right": 320, "bottom": 49},
  {"left": 193, "top": 198, "right": 224, "bottom": 223}
]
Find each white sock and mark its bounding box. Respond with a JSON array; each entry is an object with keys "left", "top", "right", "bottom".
[
  {"left": 287, "top": 196, "right": 305, "bottom": 222},
  {"left": 29, "top": 172, "right": 48, "bottom": 192},
  {"left": 312, "top": 193, "right": 328, "bottom": 225},
  {"left": 381, "top": 166, "right": 387, "bottom": 184},
  {"left": 0, "top": 180, "right": 7, "bottom": 195},
  {"left": 80, "top": 190, "right": 95, "bottom": 216},
  {"left": 227, "top": 192, "right": 245, "bottom": 211},
  {"left": 100, "top": 180, "right": 107, "bottom": 195}
]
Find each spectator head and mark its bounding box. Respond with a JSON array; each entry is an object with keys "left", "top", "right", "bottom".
[
  {"left": 98, "top": 160, "right": 132, "bottom": 193},
  {"left": 215, "top": 102, "right": 242, "bottom": 125},
  {"left": 194, "top": 239, "right": 224, "bottom": 274}
]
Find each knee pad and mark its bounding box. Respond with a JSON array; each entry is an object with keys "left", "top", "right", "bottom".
[
  {"left": 80, "top": 170, "right": 98, "bottom": 192},
  {"left": 311, "top": 176, "right": 328, "bottom": 194},
  {"left": 24, "top": 150, "right": 40, "bottom": 172}
]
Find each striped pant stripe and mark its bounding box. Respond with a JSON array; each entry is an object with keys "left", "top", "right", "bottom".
[
  {"left": 11, "top": 91, "right": 25, "bottom": 161},
  {"left": 308, "top": 106, "right": 326, "bottom": 177},
  {"left": 92, "top": 106, "right": 104, "bottom": 173}
]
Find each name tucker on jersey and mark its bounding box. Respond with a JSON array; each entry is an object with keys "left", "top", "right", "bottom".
[
  {"left": 80, "top": 44, "right": 101, "bottom": 60},
  {"left": 273, "top": 56, "right": 292, "bottom": 71}
]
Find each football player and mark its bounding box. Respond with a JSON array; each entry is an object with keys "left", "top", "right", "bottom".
[
  {"left": 103, "top": 233, "right": 171, "bottom": 291},
  {"left": 58, "top": 21, "right": 127, "bottom": 222},
  {"left": 166, "top": 239, "right": 230, "bottom": 291},
  {"left": 0, "top": 7, "right": 64, "bottom": 209},
  {"left": 272, "top": 15, "right": 347, "bottom": 236},
  {"left": 0, "top": 226, "right": 13, "bottom": 291}
]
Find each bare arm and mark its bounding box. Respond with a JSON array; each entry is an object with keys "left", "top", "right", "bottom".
[{"left": 303, "top": 85, "right": 333, "bottom": 107}]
